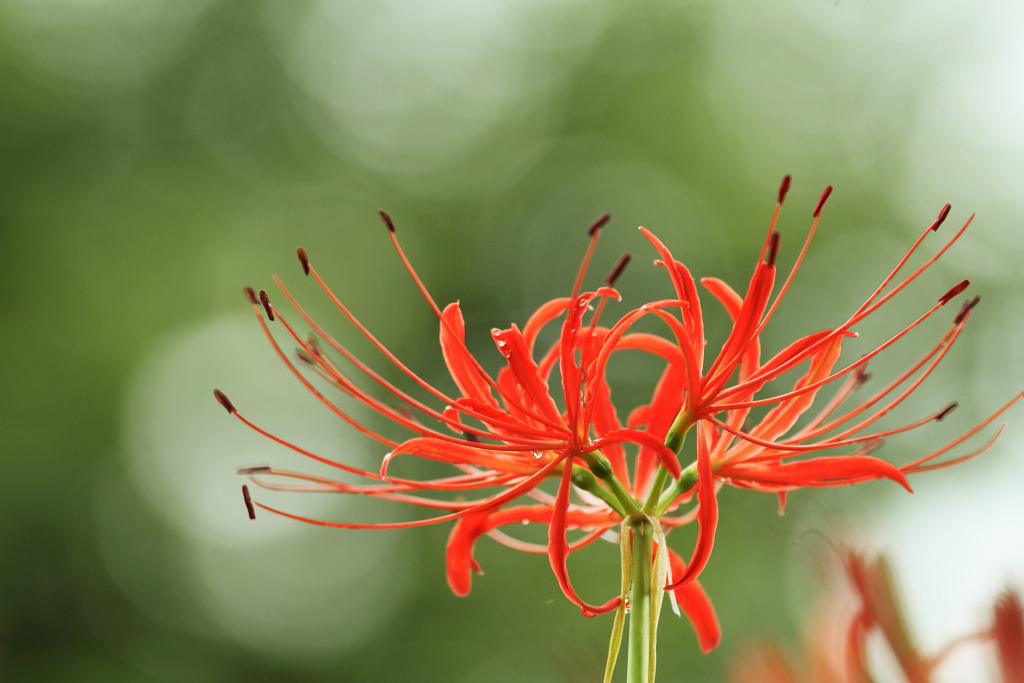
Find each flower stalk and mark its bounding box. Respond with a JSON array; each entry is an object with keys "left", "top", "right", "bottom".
[{"left": 627, "top": 514, "right": 655, "bottom": 683}]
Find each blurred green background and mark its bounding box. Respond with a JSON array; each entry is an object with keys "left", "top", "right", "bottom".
[{"left": 2, "top": 1, "right": 1022, "bottom": 681}]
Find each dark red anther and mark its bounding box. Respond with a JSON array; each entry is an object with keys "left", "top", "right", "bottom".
[
  {"left": 936, "top": 402, "right": 958, "bottom": 421},
  {"left": 766, "top": 232, "right": 781, "bottom": 266},
  {"left": 939, "top": 279, "right": 970, "bottom": 305},
  {"left": 955, "top": 295, "right": 981, "bottom": 324},
  {"left": 813, "top": 185, "right": 833, "bottom": 218},
  {"left": 930, "top": 204, "right": 952, "bottom": 232},
  {"left": 259, "top": 290, "right": 275, "bottom": 321},
  {"left": 213, "top": 389, "right": 235, "bottom": 413},
  {"left": 297, "top": 247, "right": 310, "bottom": 275},
  {"left": 237, "top": 466, "right": 272, "bottom": 475},
  {"left": 860, "top": 437, "right": 884, "bottom": 454},
  {"left": 242, "top": 485, "right": 256, "bottom": 520},
  {"left": 854, "top": 364, "right": 871, "bottom": 388},
  {"left": 306, "top": 334, "right": 322, "bottom": 356},
  {"left": 244, "top": 287, "right": 259, "bottom": 305},
  {"left": 588, "top": 213, "right": 611, "bottom": 236},
  {"left": 605, "top": 253, "right": 631, "bottom": 287},
  {"left": 379, "top": 209, "right": 396, "bottom": 233},
  {"left": 778, "top": 175, "right": 792, "bottom": 204},
  {"left": 394, "top": 404, "right": 417, "bottom": 421}
]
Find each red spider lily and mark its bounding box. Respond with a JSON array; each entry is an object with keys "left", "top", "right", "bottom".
[
  {"left": 214, "top": 211, "right": 714, "bottom": 639},
  {"left": 591, "top": 177, "right": 1022, "bottom": 591},
  {"left": 216, "top": 179, "right": 1018, "bottom": 669},
  {"left": 731, "top": 551, "right": 1024, "bottom": 683}
]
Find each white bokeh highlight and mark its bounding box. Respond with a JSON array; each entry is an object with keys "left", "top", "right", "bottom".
[{"left": 118, "top": 314, "right": 411, "bottom": 658}]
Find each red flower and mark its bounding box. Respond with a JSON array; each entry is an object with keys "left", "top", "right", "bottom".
[
  {"left": 587, "top": 177, "right": 1021, "bottom": 590},
  {"left": 215, "top": 211, "right": 712, "bottom": 635},
  {"left": 217, "top": 179, "right": 1017, "bottom": 659},
  {"left": 731, "top": 551, "right": 1024, "bottom": 683}
]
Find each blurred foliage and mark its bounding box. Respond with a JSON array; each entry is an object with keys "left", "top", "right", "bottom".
[{"left": 2, "top": 1, "right": 1022, "bottom": 681}]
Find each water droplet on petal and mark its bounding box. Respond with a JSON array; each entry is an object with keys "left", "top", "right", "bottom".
[
  {"left": 521, "top": 519, "right": 530, "bottom": 526},
  {"left": 531, "top": 451, "right": 543, "bottom": 459}
]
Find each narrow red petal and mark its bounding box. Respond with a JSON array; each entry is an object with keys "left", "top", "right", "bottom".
[
  {"left": 547, "top": 455, "right": 622, "bottom": 617},
  {"left": 724, "top": 455, "right": 912, "bottom": 492},
  {"left": 446, "top": 510, "right": 489, "bottom": 595},
  {"left": 447, "top": 504, "right": 618, "bottom": 595},
  {"left": 493, "top": 324, "right": 566, "bottom": 427},
  {"left": 440, "top": 303, "right": 500, "bottom": 407},
  {"left": 559, "top": 295, "right": 592, "bottom": 437},
  {"left": 668, "top": 548, "right": 721, "bottom": 653},
  {"left": 667, "top": 429, "right": 719, "bottom": 588}
]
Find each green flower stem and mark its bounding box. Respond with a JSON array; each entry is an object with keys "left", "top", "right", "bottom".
[
  {"left": 654, "top": 462, "right": 699, "bottom": 517},
  {"left": 579, "top": 452, "right": 642, "bottom": 516},
  {"left": 641, "top": 467, "right": 670, "bottom": 514},
  {"left": 642, "top": 417, "right": 695, "bottom": 513},
  {"left": 664, "top": 410, "right": 695, "bottom": 454},
  {"left": 627, "top": 515, "right": 655, "bottom": 683},
  {"left": 571, "top": 466, "right": 630, "bottom": 518}
]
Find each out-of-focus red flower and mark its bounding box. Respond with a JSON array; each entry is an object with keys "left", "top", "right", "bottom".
[
  {"left": 994, "top": 590, "right": 1024, "bottom": 683},
  {"left": 731, "top": 551, "right": 1024, "bottom": 683}
]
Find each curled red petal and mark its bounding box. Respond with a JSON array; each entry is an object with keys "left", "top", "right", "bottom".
[
  {"left": 521, "top": 296, "right": 574, "bottom": 352},
  {"left": 547, "top": 455, "right": 621, "bottom": 617},
  {"left": 446, "top": 510, "right": 488, "bottom": 595},
  {"left": 386, "top": 437, "right": 542, "bottom": 476},
  {"left": 440, "top": 302, "right": 498, "bottom": 407},
  {"left": 559, "top": 295, "right": 591, "bottom": 436},
  {"left": 668, "top": 548, "right": 721, "bottom": 653},
  {"left": 493, "top": 324, "right": 565, "bottom": 426},
  {"left": 667, "top": 429, "right": 719, "bottom": 589},
  {"left": 447, "top": 504, "right": 618, "bottom": 596},
  {"left": 589, "top": 427, "right": 682, "bottom": 480},
  {"left": 724, "top": 455, "right": 912, "bottom": 492}
]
